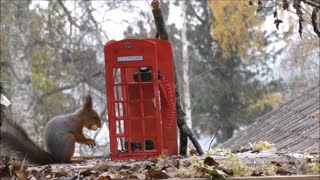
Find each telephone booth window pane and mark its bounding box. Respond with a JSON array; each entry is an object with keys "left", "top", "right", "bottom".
[
  {"left": 115, "top": 102, "right": 124, "bottom": 117},
  {"left": 145, "top": 138, "right": 156, "bottom": 151},
  {"left": 114, "top": 85, "right": 124, "bottom": 101},
  {"left": 126, "top": 139, "right": 143, "bottom": 152},
  {"left": 116, "top": 120, "right": 125, "bottom": 134},
  {"left": 117, "top": 137, "right": 126, "bottom": 152},
  {"left": 113, "top": 68, "right": 121, "bottom": 84},
  {"left": 132, "top": 66, "right": 152, "bottom": 82}
]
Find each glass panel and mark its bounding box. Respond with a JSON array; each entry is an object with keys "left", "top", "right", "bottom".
[
  {"left": 113, "top": 68, "right": 121, "bottom": 84},
  {"left": 115, "top": 102, "right": 124, "bottom": 117},
  {"left": 138, "top": 66, "right": 152, "bottom": 82},
  {"left": 129, "top": 66, "right": 153, "bottom": 82},
  {"left": 114, "top": 85, "right": 123, "bottom": 101},
  {"left": 145, "top": 138, "right": 155, "bottom": 151},
  {"left": 129, "top": 139, "right": 143, "bottom": 151},
  {"left": 117, "top": 137, "right": 126, "bottom": 152},
  {"left": 116, "top": 120, "right": 125, "bottom": 134}
]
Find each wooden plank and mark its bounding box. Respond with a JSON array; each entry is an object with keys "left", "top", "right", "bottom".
[{"left": 227, "top": 175, "right": 320, "bottom": 180}]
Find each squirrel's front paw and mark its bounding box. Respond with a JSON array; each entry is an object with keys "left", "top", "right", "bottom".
[{"left": 86, "top": 139, "right": 96, "bottom": 147}]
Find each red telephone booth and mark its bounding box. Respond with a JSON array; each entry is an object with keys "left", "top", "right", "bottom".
[{"left": 104, "top": 39, "right": 178, "bottom": 160}]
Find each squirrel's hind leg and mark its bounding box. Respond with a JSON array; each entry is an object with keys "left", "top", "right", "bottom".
[{"left": 49, "top": 133, "right": 75, "bottom": 163}]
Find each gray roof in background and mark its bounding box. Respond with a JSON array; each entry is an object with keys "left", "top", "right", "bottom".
[{"left": 221, "top": 84, "right": 320, "bottom": 152}]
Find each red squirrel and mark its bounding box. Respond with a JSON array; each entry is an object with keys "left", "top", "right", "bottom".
[{"left": 0, "top": 95, "right": 101, "bottom": 164}]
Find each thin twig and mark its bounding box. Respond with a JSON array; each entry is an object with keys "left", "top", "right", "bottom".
[
  {"left": 190, "top": 66, "right": 226, "bottom": 83},
  {"left": 145, "top": 0, "right": 151, "bottom": 6},
  {"left": 207, "top": 128, "right": 220, "bottom": 151},
  {"left": 57, "top": 0, "right": 81, "bottom": 29}
]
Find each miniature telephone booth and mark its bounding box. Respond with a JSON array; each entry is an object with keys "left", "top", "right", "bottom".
[{"left": 104, "top": 39, "right": 178, "bottom": 160}]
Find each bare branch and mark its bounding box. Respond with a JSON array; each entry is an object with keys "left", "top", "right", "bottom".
[
  {"left": 190, "top": 66, "right": 226, "bottom": 84},
  {"left": 80, "top": 1, "right": 107, "bottom": 46},
  {"left": 37, "top": 69, "right": 103, "bottom": 101},
  {"left": 207, "top": 128, "right": 220, "bottom": 151},
  {"left": 38, "top": 81, "right": 83, "bottom": 101},
  {"left": 186, "top": 1, "right": 206, "bottom": 24},
  {"left": 57, "top": 0, "right": 81, "bottom": 29}
]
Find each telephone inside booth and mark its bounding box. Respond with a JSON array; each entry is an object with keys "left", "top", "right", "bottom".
[{"left": 104, "top": 39, "right": 177, "bottom": 160}]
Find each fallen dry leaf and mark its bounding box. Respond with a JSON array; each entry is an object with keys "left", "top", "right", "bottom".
[
  {"left": 203, "top": 157, "right": 219, "bottom": 166},
  {"left": 10, "top": 160, "right": 26, "bottom": 175},
  {"left": 271, "top": 161, "right": 282, "bottom": 167},
  {"left": 96, "top": 175, "right": 112, "bottom": 180},
  {"left": 146, "top": 170, "right": 170, "bottom": 179},
  {"left": 251, "top": 170, "right": 263, "bottom": 176},
  {"left": 128, "top": 175, "right": 139, "bottom": 179},
  {"left": 119, "top": 169, "right": 131, "bottom": 177},
  {"left": 148, "top": 157, "right": 159, "bottom": 164},
  {"left": 80, "top": 169, "right": 96, "bottom": 177},
  {"left": 119, "top": 165, "right": 131, "bottom": 170},
  {"left": 189, "top": 149, "right": 197, "bottom": 156},
  {"left": 92, "top": 162, "right": 109, "bottom": 172},
  {"left": 144, "top": 164, "right": 152, "bottom": 170},
  {"left": 14, "top": 169, "right": 29, "bottom": 180},
  {"left": 276, "top": 168, "right": 290, "bottom": 175}
]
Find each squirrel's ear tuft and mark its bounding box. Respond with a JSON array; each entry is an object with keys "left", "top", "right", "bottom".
[{"left": 82, "top": 95, "right": 93, "bottom": 110}]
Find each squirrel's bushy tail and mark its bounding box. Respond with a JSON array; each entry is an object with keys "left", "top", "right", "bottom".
[{"left": 0, "top": 120, "right": 55, "bottom": 165}]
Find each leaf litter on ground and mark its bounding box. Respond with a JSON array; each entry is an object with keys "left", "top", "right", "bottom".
[{"left": 1, "top": 147, "right": 319, "bottom": 179}]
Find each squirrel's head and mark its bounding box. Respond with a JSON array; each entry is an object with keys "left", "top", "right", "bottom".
[{"left": 80, "top": 95, "right": 102, "bottom": 131}]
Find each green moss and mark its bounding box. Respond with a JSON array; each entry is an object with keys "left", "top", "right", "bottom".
[
  {"left": 226, "top": 153, "right": 251, "bottom": 177},
  {"left": 310, "top": 163, "right": 320, "bottom": 174}
]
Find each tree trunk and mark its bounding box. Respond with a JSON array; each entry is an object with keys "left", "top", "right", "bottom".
[
  {"left": 7, "top": 1, "right": 36, "bottom": 138},
  {"left": 151, "top": 0, "right": 203, "bottom": 155},
  {"left": 181, "top": 1, "right": 192, "bottom": 129},
  {"left": 220, "top": 125, "right": 234, "bottom": 143}
]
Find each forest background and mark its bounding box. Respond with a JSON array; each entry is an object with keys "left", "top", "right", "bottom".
[{"left": 0, "top": 0, "right": 319, "bottom": 156}]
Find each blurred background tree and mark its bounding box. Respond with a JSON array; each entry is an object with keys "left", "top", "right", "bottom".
[{"left": 1, "top": 0, "right": 109, "bottom": 155}]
